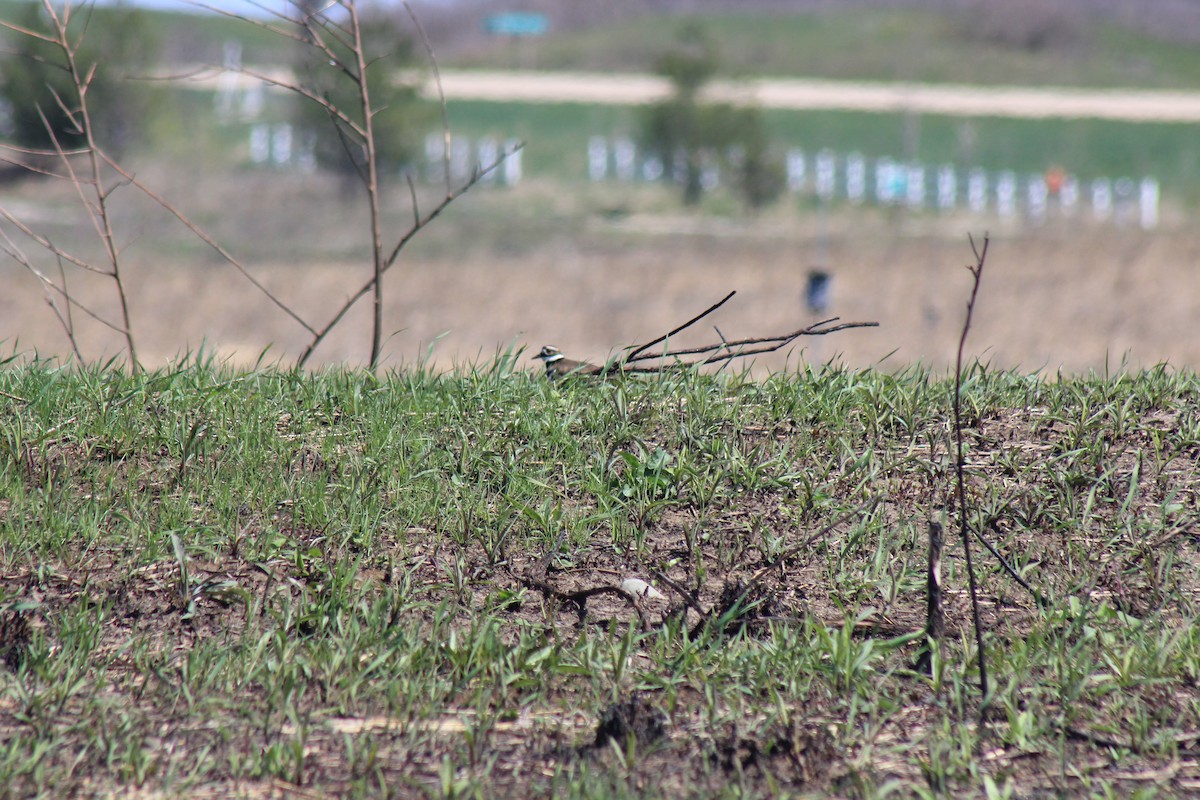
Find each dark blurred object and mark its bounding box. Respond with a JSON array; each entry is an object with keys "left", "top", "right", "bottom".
[{"left": 806, "top": 270, "right": 831, "bottom": 315}]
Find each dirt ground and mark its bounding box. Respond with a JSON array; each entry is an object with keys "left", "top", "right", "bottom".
[{"left": 2, "top": 172, "right": 1198, "bottom": 376}]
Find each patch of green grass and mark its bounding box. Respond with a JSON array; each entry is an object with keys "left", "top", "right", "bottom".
[{"left": 0, "top": 354, "right": 1197, "bottom": 796}]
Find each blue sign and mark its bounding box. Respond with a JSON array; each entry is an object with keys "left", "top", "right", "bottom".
[{"left": 483, "top": 12, "right": 549, "bottom": 37}]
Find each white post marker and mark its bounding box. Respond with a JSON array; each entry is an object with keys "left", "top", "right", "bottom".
[
  {"left": 815, "top": 149, "right": 836, "bottom": 201},
  {"left": 996, "top": 171, "right": 1017, "bottom": 217},
  {"left": 1140, "top": 177, "right": 1159, "bottom": 229},
  {"left": 503, "top": 139, "right": 522, "bottom": 185},
  {"left": 425, "top": 132, "right": 445, "bottom": 183},
  {"left": 1060, "top": 174, "right": 1079, "bottom": 215},
  {"left": 449, "top": 137, "right": 472, "bottom": 184},
  {"left": 271, "top": 123, "right": 292, "bottom": 166},
  {"left": 587, "top": 136, "right": 608, "bottom": 181},
  {"left": 937, "top": 164, "right": 956, "bottom": 212},
  {"left": 786, "top": 148, "right": 807, "bottom": 193},
  {"left": 846, "top": 152, "right": 866, "bottom": 204},
  {"left": 642, "top": 155, "right": 663, "bottom": 182},
  {"left": 1027, "top": 174, "right": 1048, "bottom": 223},
  {"left": 613, "top": 137, "right": 636, "bottom": 182},
  {"left": 905, "top": 163, "right": 925, "bottom": 209},
  {"left": 1092, "top": 178, "right": 1113, "bottom": 220},
  {"left": 968, "top": 168, "right": 988, "bottom": 213},
  {"left": 477, "top": 136, "right": 499, "bottom": 183}
]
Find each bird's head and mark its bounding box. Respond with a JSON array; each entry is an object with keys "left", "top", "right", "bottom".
[{"left": 532, "top": 345, "right": 563, "bottom": 363}]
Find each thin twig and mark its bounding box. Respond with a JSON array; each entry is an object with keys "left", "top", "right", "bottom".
[
  {"left": 0, "top": 206, "right": 109, "bottom": 275},
  {"left": 954, "top": 233, "right": 990, "bottom": 702},
  {"left": 746, "top": 495, "right": 883, "bottom": 587},
  {"left": 620, "top": 290, "right": 736, "bottom": 366},
  {"left": 98, "top": 154, "right": 317, "bottom": 336},
  {"left": 403, "top": 0, "right": 452, "bottom": 194},
  {"left": 522, "top": 534, "right": 649, "bottom": 631},
  {"left": 296, "top": 147, "right": 518, "bottom": 367},
  {"left": 618, "top": 314, "right": 878, "bottom": 372},
  {"left": 53, "top": 254, "right": 83, "bottom": 362},
  {"left": 980, "top": 518, "right": 1044, "bottom": 607},
  {"left": 38, "top": 0, "right": 139, "bottom": 370},
  {"left": 685, "top": 496, "right": 884, "bottom": 639},
  {"left": 338, "top": 0, "right": 387, "bottom": 369}
]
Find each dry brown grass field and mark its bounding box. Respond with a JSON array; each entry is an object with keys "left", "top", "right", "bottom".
[{"left": 2, "top": 168, "right": 1197, "bottom": 375}]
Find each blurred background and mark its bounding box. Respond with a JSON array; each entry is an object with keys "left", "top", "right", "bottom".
[{"left": 2, "top": 0, "right": 1199, "bottom": 372}]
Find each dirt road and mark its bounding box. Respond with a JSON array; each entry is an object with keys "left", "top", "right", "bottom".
[
  {"left": 434, "top": 69, "right": 1200, "bottom": 122},
  {"left": 200, "top": 66, "right": 1200, "bottom": 121}
]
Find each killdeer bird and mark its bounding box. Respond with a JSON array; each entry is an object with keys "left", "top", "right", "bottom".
[{"left": 532, "top": 345, "right": 603, "bottom": 379}]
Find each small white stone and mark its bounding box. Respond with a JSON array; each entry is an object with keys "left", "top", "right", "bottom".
[{"left": 620, "top": 577, "right": 666, "bottom": 601}]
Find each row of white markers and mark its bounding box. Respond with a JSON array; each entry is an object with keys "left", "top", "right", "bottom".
[
  {"left": 249, "top": 125, "right": 525, "bottom": 186},
  {"left": 587, "top": 136, "right": 1160, "bottom": 229},
  {"left": 248, "top": 124, "right": 1159, "bottom": 230}
]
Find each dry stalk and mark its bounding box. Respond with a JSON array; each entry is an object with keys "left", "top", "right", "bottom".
[
  {"left": 954, "top": 233, "right": 990, "bottom": 702},
  {"left": 602, "top": 291, "right": 878, "bottom": 375},
  {"left": 915, "top": 519, "right": 944, "bottom": 676}
]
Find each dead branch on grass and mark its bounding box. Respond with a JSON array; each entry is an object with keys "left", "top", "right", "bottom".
[
  {"left": 979, "top": 517, "right": 1044, "bottom": 607},
  {"left": 598, "top": 291, "right": 878, "bottom": 376}
]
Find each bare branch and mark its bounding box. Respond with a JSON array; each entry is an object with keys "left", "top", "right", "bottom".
[
  {"left": 687, "top": 496, "right": 884, "bottom": 639},
  {"left": 98, "top": 153, "right": 318, "bottom": 336},
  {"left": 405, "top": 172, "right": 420, "bottom": 228},
  {"left": 0, "top": 19, "right": 59, "bottom": 45},
  {"left": 1, "top": 225, "right": 130, "bottom": 337},
  {"left": 295, "top": 146, "right": 520, "bottom": 368},
  {"left": 239, "top": 65, "right": 366, "bottom": 138},
  {"left": 620, "top": 290, "right": 736, "bottom": 366},
  {"left": 612, "top": 303, "right": 879, "bottom": 374},
  {"left": 189, "top": 0, "right": 315, "bottom": 44},
  {"left": 49, "top": 255, "right": 84, "bottom": 362},
  {"left": 0, "top": 206, "right": 110, "bottom": 275},
  {"left": 3, "top": 0, "right": 162, "bottom": 369}
]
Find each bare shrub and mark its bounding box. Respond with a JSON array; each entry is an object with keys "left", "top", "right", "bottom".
[{"left": 0, "top": 0, "right": 513, "bottom": 371}]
